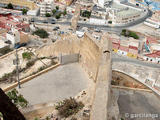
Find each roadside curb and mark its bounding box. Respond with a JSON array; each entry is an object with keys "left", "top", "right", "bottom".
[
  {"left": 111, "top": 85, "right": 152, "bottom": 92},
  {"left": 3, "top": 63, "right": 60, "bottom": 92}
]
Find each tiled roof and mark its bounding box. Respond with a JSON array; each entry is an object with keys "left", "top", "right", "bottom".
[
  {"left": 119, "top": 45, "right": 129, "bottom": 52},
  {"left": 145, "top": 51, "right": 160, "bottom": 58}
]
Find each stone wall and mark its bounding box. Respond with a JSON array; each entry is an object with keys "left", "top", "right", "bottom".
[
  {"left": 36, "top": 33, "right": 111, "bottom": 120},
  {"left": 36, "top": 33, "right": 101, "bottom": 81}
]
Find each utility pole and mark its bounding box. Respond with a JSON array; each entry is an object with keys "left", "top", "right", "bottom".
[{"left": 15, "top": 48, "right": 21, "bottom": 89}]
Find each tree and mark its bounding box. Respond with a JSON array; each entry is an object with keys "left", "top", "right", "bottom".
[
  {"left": 7, "top": 3, "right": 13, "bottom": 9},
  {"left": 22, "top": 9, "right": 28, "bottom": 15},
  {"left": 45, "top": 13, "right": 51, "bottom": 17},
  {"left": 129, "top": 31, "right": 139, "bottom": 39},
  {"left": 55, "top": 13, "right": 61, "bottom": 19},
  {"left": 33, "top": 29, "right": 49, "bottom": 38},
  {"left": 56, "top": 6, "right": 59, "bottom": 10},
  {"left": 81, "top": 10, "right": 91, "bottom": 18},
  {"left": 52, "top": 9, "right": 57, "bottom": 15},
  {"left": 63, "top": 9, "right": 67, "bottom": 16},
  {"left": 108, "top": 21, "right": 112, "bottom": 24}
]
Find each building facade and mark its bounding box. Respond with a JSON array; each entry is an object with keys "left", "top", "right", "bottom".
[{"left": 40, "top": 1, "right": 54, "bottom": 16}]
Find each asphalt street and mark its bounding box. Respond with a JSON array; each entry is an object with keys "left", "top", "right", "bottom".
[
  {"left": 116, "top": 89, "right": 160, "bottom": 120},
  {"left": 112, "top": 53, "right": 160, "bottom": 68}
]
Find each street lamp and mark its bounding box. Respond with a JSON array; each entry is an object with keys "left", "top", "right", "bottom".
[
  {"left": 13, "top": 45, "right": 21, "bottom": 89},
  {"left": 15, "top": 48, "right": 21, "bottom": 89}
]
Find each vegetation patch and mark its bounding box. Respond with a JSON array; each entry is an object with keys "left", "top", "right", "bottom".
[
  {"left": 22, "top": 52, "right": 32, "bottom": 60},
  {"left": 33, "top": 29, "right": 49, "bottom": 38},
  {"left": 45, "top": 13, "right": 51, "bottom": 17},
  {"left": 55, "top": 97, "right": 84, "bottom": 118},
  {"left": 22, "top": 9, "right": 28, "bottom": 15},
  {"left": 0, "top": 47, "right": 13, "bottom": 56},
  {"left": 7, "top": 89, "right": 28, "bottom": 108},
  {"left": 81, "top": 10, "right": 91, "bottom": 18},
  {"left": 55, "top": 13, "right": 61, "bottom": 19},
  {"left": 121, "top": 29, "right": 139, "bottom": 39}
]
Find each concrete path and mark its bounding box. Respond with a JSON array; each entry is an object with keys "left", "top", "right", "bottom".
[
  {"left": 17, "top": 63, "right": 89, "bottom": 105},
  {"left": 117, "top": 89, "right": 160, "bottom": 120}
]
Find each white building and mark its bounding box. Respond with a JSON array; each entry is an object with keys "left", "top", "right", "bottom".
[
  {"left": 27, "top": 8, "right": 40, "bottom": 16},
  {"left": 6, "top": 29, "right": 20, "bottom": 45},
  {"left": 40, "top": 0, "right": 54, "bottom": 16}
]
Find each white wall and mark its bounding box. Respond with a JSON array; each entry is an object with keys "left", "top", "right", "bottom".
[
  {"left": 89, "top": 18, "right": 107, "bottom": 25},
  {"left": 117, "top": 50, "right": 128, "bottom": 56},
  {"left": 98, "top": 0, "right": 105, "bottom": 8}
]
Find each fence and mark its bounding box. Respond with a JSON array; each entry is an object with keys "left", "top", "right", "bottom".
[{"left": 60, "top": 53, "right": 79, "bottom": 65}]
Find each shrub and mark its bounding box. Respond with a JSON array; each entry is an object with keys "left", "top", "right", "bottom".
[
  {"left": 26, "top": 60, "right": 35, "bottom": 68},
  {"left": 108, "top": 21, "right": 112, "bottom": 24},
  {"left": 63, "top": 9, "right": 67, "bottom": 15},
  {"left": 56, "top": 6, "right": 59, "bottom": 10},
  {"left": 0, "top": 47, "right": 13, "bottom": 55},
  {"left": 81, "top": 10, "right": 91, "bottom": 18},
  {"left": 33, "top": 29, "right": 49, "bottom": 38},
  {"left": 22, "top": 9, "right": 28, "bottom": 15},
  {"left": 129, "top": 31, "right": 139, "bottom": 39},
  {"left": 121, "top": 30, "right": 139, "bottom": 39},
  {"left": 22, "top": 52, "right": 32, "bottom": 60},
  {"left": 55, "top": 13, "right": 61, "bottom": 19},
  {"left": 45, "top": 13, "right": 51, "bottom": 17},
  {"left": 52, "top": 9, "right": 57, "bottom": 15},
  {"left": 7, "top": 3, "right": 13, "bottom": 9},
  {"left": 55, "top": 97, "right": 84, "bottom": 118},
  {"left": 38, "top": 66, "right": 45, "bottom": 72}
]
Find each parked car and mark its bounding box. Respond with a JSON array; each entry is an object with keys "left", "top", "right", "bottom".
[
  {"left": 14, "top": 43, "right": 27, "bottom": 49},
  {"left": 53, "top": 26, "right": 60, "bottom": 31},
  {"left": 43, "top": 20, "right": 48, "bottom": 23}
]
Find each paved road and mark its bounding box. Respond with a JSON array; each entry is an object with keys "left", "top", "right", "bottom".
[
  {"left": 17, "top": 63, "right": 89, "bottom": 105},
  {"left": 116, "top": 89, "right": 160, "bottom": 120},
  {"left": 31, "top": 8, "right": 152, "bottom": 33},
  {"left": 112, "top": 53, "right": 160, "bottom": 68}
]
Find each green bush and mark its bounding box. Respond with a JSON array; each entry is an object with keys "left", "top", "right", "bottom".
[
  {"left": 55, "top": 13, "right": 61, "bottom": 19},
  {"left": 129, "top": 31, "right": 139, "bottom": 39},
  {"left": 52, "top": 9, "right": 57, "bottom": 15},
  {"left": 63, "top": 9, "right": 67, "bottom": 15},
  {"left": 108, "top": 21, "right": 112, "bottom": 24},
  {"left": 7, "top": 89, "right": 28, "bottom": 108},
  {"left": 56, "top": 6, "right": 59, "bottom": 10},
  {"left": 22, "top": 9, "right": 28, "bottom": 15},
  {"left": 7, "top": 3, "right": 13, "bottom": 9},
  {"left": 22, "top": 52, "right": 32, "bottom": 60},
  {"left": 33, "top": 29, "right": 49, "bottom": 38},
  {"left": 45, "top": 13, "right": 51, "bottom": 17},
  {"left": 81, "top": 10, "right": 91, "bottom": 18},
  {"left": 121, "top": 30, "right": 139, "bottom": 39},
  {"left": 55, "top": 97, "right": 84, "bottom": 118}
]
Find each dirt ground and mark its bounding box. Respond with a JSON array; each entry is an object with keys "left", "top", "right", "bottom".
[{"left": 112, "top": 71, "right": 148, "bottom": 89}]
